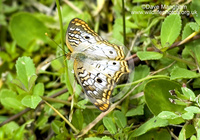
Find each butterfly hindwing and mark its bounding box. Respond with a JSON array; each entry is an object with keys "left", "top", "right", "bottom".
[{"left": 74, "top": 59, "right": 114, "bottom": 111}]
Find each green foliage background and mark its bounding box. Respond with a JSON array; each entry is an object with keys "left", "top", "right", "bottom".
[{"left": 0, "top": 0, "right": 200, "bottom": 139}]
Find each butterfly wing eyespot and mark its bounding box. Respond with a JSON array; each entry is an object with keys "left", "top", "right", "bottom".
[
  {"left": 84, "top": 36, "right": 90, "bottom": 39},
  {"left": 66, "top": 18, "right": 129, "bottom": 111}
]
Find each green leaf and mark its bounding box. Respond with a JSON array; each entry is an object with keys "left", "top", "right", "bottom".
[
  {"left": 193, "top": 46, "right": 200, "bottom": 66},
  {"left": 51, "top": 120, "right": 63, "bottom": 134},
  {"left": 184, "top": 106, "right": 200, "bottom": 114},
  {"left": 137, "top": 51, "right": 163, "bottom": 60},
  {"left": 144, "top": 79, "right": 185, "bottom": 116},
  {"left": 76, "top": 100, "right": 87, "bottom": 109},
  {"left": 131, "top": 6, "right": 149, "bottom": 27},
  {"left": 21, "top": 95, "right": 42, "bottom": 109},
  {"left": 170, "top": 67, "right": 200, "bottom": 80},
  {"left": 157, "top": 111, "right": 180, "bottom": 119},
  {"left": 191, "top": 0, "right": 200, "bottom": 25},
  {"left": 196, "top": 120, "right": 200, "bottom": 140},
  {"left": 182, "top": 23, "right": 195, "bottom": 40},
  {"left": 182, "top": 23, "right": 200, "bottom": 67},
  {"left": 85, "top": 137, "right": 101, "bottom": 140},
  {"left": 173, "top": 99, "right": 188, "bottom": 106},
  {"left": 173, "top": 89, "right": 190, "bottom": 100},
  {"left": 181, "top": 87, "right": 196, "bottom": 101},
  {"left": 157, "top": 111, "right": 184, "bottom": 125},
  {"left": 143, "top": 17, "right": 162, "bottom": 33},
  {"left": 126, "top": 104, "right": 144, "bottom": 117},
  {"left": 0, "top": 13, "right": 6, "bottom": 26},
  {"left": 11, "top": 79, "right": 27, "bottom": 91},
  {"left": 135, "top": 128, "right": 171, "bottom": 140},
  {"left": 129, "top": 116, "right": 169, "bottom": 138},
  {"left": 15, "top": 56, "right": 36, "bottom": 91},
  {"left": 13, "top": 120, "right": 34, "bottom": 140},
  {"left": 97, "top": 125, "right": 104, "bottom": 134},
  {"left": 103, "top": 117, "right": 117, "bottom": 134},
  {"left": 179, "top": 127, "right": 186, "bottom": 140},
  {"left": 178, "top": 125, "right": 196, "bottom": 139},
  {"left": 182, "top": 112, "right": 194, "bottom": 120},
  {"left": 188, "top": 22, "right": 200, "bottom": 32},
  {"left": 51, "top": 59, "right": 64, "bottom": 71},
  {"left": 9, "top": 12, "right": 48, "bottom": 50},
  {"left": 0, "top": 116, "right": 7, "bottom": 123},
  {"left": 28, "top": 74, "right": 37, "bottom": 91},
  {"left": 185, "top": 125, "right": 196, "bottom": 139},
  {"left": 33, "top": 83, "right": 44, "bottom": 96},
  {"left": 190, "top": 135, "right": 197, "bottom": 140},
  {"left": 101, "top": 136, "right": 113, "bottom": 140},
  {"left": 113, "top": 110, "right": 127, "bottom": 128},
  {"left": 161, "top": 14, "right": 182, "bottom": 47},
  {"left": 83, "top": 109, "right": 97, "bottom": 125},
  {"left": 132, "top": 65, "right": 150, "bottom": 81},
  {"left": 36, "top": 114, "right": 48, "bottom": 128},
  {"left": 128, "top": 65, "right": 150, "bottom": 95},
  {"left": 182, "top": 42, "right": 200, "bottom": 68},
  {"left": 71, "top": 109, "right": 84, "bottom": 130},
  {"left": 112, "top": 18, "right": 132, "bottom": 45},
  {"left": 182, "top": 23, "right": 200, "bottom": 66},
  {"left": 1, "top": 97, "right": 24, "bottom": 111},
  {"left": 0, "top": 89, "right": 16, "bottom": 99},
  {"left": 2, "top": 122, "right": 19, "bottom": 136}
]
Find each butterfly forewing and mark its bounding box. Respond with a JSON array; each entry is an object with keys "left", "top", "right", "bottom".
[
  {"left": 66, "top": 18, "right": 129, "bottom": 111},
  {"left": 66, "top": 18, "right": 102, "bottom": 52},
  {"left": 66, "top": 18, "right": 125, "bottom": 60}
]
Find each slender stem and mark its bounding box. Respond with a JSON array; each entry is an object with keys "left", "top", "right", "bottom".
[
  {"left": 122, "top": 0, "right": 126, "bottom": 46},
  {"left": 38, "top": 71, "right": 60, "bottom": 76},
  {"left": 165, "top": 54, "right": 196, "bottom": 67},
  {"left": 44, "top": 100, "right": 79, "bottom": 134},
  {"left": 94, "top": 16, "right": 100, "bottom": 33},
  {"left": 77, "top": 83, "right": 142, "bottom": 138},
  {"left": 41, "top": 96, "right": 71, "bottom": 106},
  {"left": 177, "top": 31, "right": 200, "bottom": 46},
  {"left": 55, "top": 1, "right": 64, "bottom": 51},
  {"left": 167, "top": 127, "right": 179, "bottom": 140},
  {"left": 55, "top": 0, "right": 73, "bottom": 94},
  {"left": 42, "top": 96, "right": 96, "bottom": 109},
  {"left": 116, "top": 75, "right": 170, "bottom": 88},
  {"left": 64, "top": 0, "right": 83, "bottom": 14}
]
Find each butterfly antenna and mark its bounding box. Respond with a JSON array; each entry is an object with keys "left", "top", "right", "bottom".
[
  {"left": 45, "top": 54, "right": 68, "bottom": 64},
  {"left": 45, "top": 33, "right": 68, "bottom": 54}
]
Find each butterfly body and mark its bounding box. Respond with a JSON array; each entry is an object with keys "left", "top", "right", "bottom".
[{"left": 66, "top": 18, "right": 129, "bottom": 111}]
